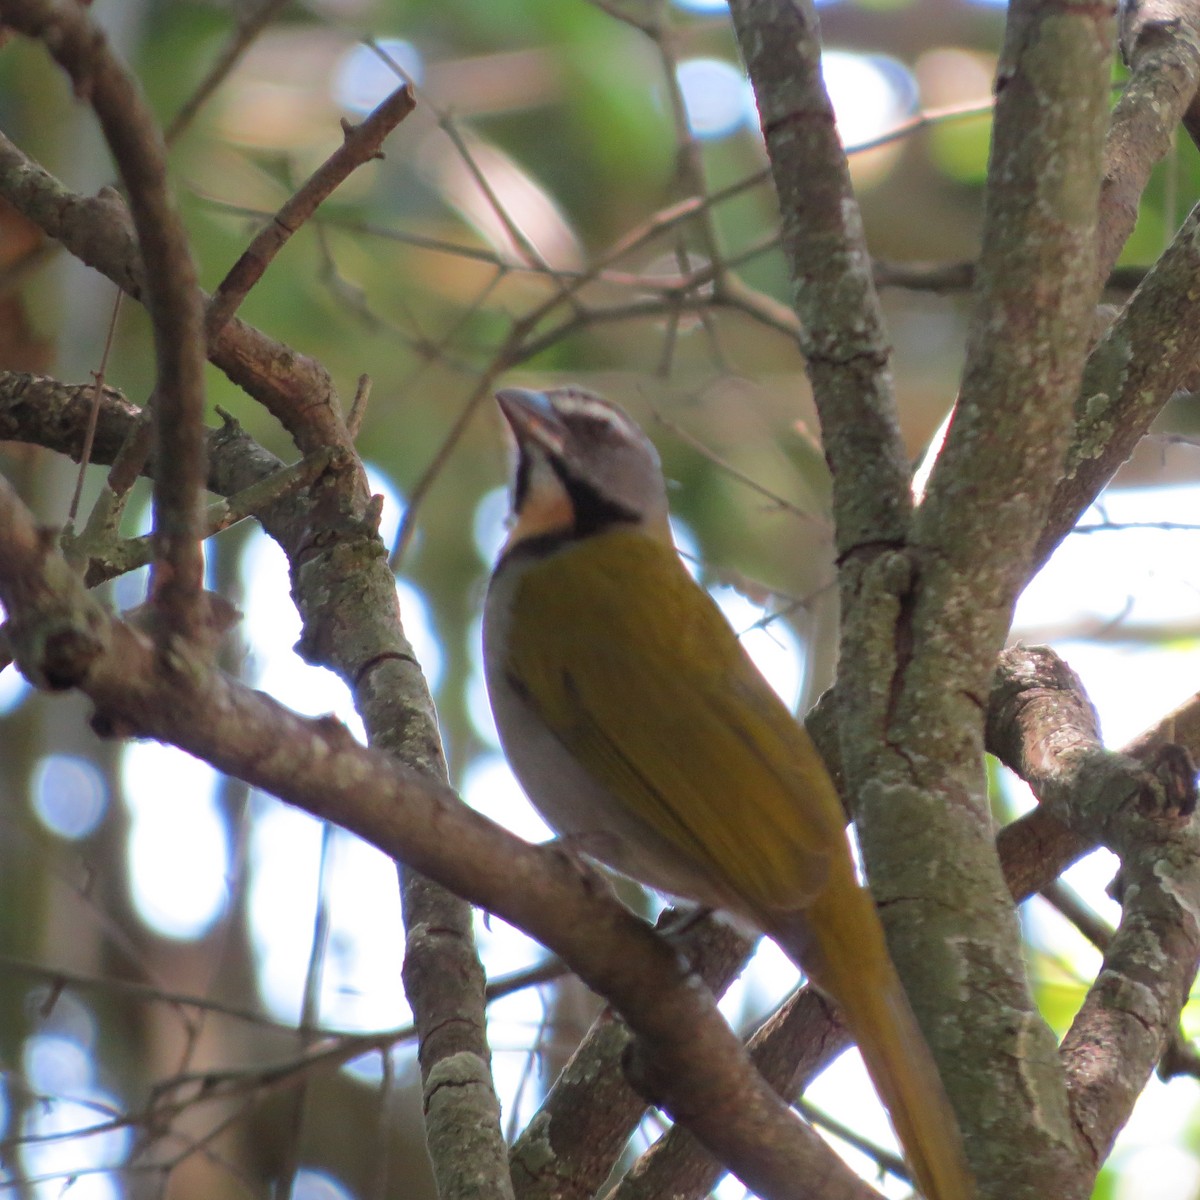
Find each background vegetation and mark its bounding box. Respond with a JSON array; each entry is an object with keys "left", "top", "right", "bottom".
[{"left": 1, "top": 0, "right": 1199, "bottom": 1198}]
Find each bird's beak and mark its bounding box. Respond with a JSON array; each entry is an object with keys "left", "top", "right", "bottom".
[{"left": 495, "top": 388, "right": 566, "bottom": 455}]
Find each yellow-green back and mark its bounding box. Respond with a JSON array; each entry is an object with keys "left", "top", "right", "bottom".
[{"left": 502, "top": 527, "right": 844, "bottom": 916}]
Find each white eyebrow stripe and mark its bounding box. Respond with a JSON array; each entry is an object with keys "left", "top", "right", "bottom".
[{"left": 554, "top": 393, "right": 638, "bottom": 434}]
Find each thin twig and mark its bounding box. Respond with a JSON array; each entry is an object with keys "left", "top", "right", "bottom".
[
  {"left": 81, "top": 449, "right": 336, "bottom": 589},
  {"left": 205, "top": 84, "right": 416, "bottom": 339},
  {"left": 347, "top": 374, "right": 372, "bottom": 441},
  {"left": 164, "top": 0, "right": 293, "bottom": 145},
  {"left": 65, "top": 288, "right": 123, "bottom": 536}
]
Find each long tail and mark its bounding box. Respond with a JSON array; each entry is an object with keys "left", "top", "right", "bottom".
[{"left": 766, "top": 859, "right": 974, "bottom": 1200}]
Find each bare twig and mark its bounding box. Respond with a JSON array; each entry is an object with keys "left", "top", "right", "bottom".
[
  {"left": 347, "top": 373, "right": 372, "bottom": 441},
  {"left": 1039, "top": 880, "right": 1115, "bottom": 952},
  {"left": 64, "top": 288, "right": 122, "bottom": 536},
  {"left": 205, "top": 84, "right": 415, "bottom": 339},
  {"left": 0, "top": 132, "right": 349, "bottom": 456},
  {"left": 79, "top": 449, "right": 336, "bottom": 589}
]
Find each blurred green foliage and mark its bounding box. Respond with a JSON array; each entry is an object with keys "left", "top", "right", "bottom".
[{"left": 3, "top": 2, "right": 1200, "bottom": 1197}]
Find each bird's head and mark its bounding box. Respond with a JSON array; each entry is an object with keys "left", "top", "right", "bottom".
[{"left": 496, "top": 386, "right": 672, "bottom": 549}]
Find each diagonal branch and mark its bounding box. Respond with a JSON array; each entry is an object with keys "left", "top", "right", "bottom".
[
  {"left": 1060, "top": 835, "right": 1200, "bottom": 1168},
  {"left": 1099, "top": 0, "right": 1200, "bottom": 284},
  {"left": 509, "top": 914, "right": 755, "bottom": 1200},
  {"left": 1034, "top": 195, "right": 1200, "bottom": 572},
  {"left": 987, "top": 644, "right": 1200, "bottom": 1168},
  {"left": 205, "top": 84, "right": 415, "bottom": 340},
  {"left": 163, "top": 0, "right": 292, "bottom": 145}
]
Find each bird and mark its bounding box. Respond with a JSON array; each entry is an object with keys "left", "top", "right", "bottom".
[{"left": 482, "top": 384, "right": 974, "bottom": 1200}]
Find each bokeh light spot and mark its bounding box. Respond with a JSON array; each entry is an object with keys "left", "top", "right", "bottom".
[
  {"left": 23, "top": 1035, "right": 92, "bottom": 1096},
  {"left": 670, "top": 516, "right": 701, "bottom": 580},
  {"left": 0, "top": 666, "right": 29, "bottom": 715},
  {"left": 122, "top": 743, "right": 228, "bottom": 940},
  {"left": 466, "top": 616, "right": 502, "bottom": 749},
  {"left": 31, "top": 754, "right": 108, "bottom": 840},
  {"left": 473, "top": 485, "right": 511, "bottom": 565},
  {"left": 364, "top": 462, "right": 407, "bottom": 554},
  {"left": 395, "top": 577, "right": 444, "bottom": 694},
  {"left": 248, "top": 796, "right": 409, "bottom": 1032},
  {"left": 334, "top": 39, "right": 423, "bottom": 115},
  {"left": 676, "top": 58, "right": 747, "bottom": 140},
  {"left": 292, "top": 1169, "right": 356, "bottom": 1200},
  {"left": 461, "top": 752, "right": 552, "bottom": 844},
  {"left": 21, "top": 1091, "right": 130, "bottom": 1200},
  {"left": 821, "top": 51, "right": 918, "bottom": 149},
  {"left": 23, "top": 988, "right": 96, "bottom": 1048}
]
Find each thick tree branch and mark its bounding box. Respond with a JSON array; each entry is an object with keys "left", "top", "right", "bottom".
[
  {"left": 731, "top": 0, "right": 1113, "bottom": 1192},
  {"left": 509, "top": 914, "right": 754, "bottom": 1200},
  {"left": 915, "top": 0, "right": 1111, "bottom": 615},
  {"left": 724, "top": 11, "right": 984, "bottom": 1179},
  {"left": 611, "top": 987, "right": 850, "bottom": 1200},
  {"left": 0, "top": 372, "right": 296, "bottom": 521},
  {"left": 853, "top": 0, "right": 1113, "bottom": 1192},
  {"left": 987, "top": 646, "right": 1196, "bottom": 830}
]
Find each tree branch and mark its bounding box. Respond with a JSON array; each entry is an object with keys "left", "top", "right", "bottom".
[
  {"left": 205, "top": 84, "right": 415, "bottom": 339},
  {"left": 0, "top": 0, "right": 208, "bottom": 638},
  {"left": 509, "top": 913, "right": 754, "bottom": 1200},
  {"left": 986, "top": 644, "right": 1200, "bottom": 1165},
  {"left": 1100, "top": 0, "right": 1200, "bottom": 283},
  {"left": 1035, "top": 195, "right": 1200, "bottom": 571},
  {"left": 852, "top": 0, "right": 1114, "bottom": 1189},
  {"left": 610, "top": 987, "right": 850, "bottom": 1200},
  {"left": 987, "top": 646, "right": 1196, "bottom": 832},
  {"left": 0, "top": 132, "right": 347, "bottom": 455}
]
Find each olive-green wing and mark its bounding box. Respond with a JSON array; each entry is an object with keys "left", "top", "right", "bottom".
[{"left": 504, "top": 529, "right": 842, "bottom": 913}]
